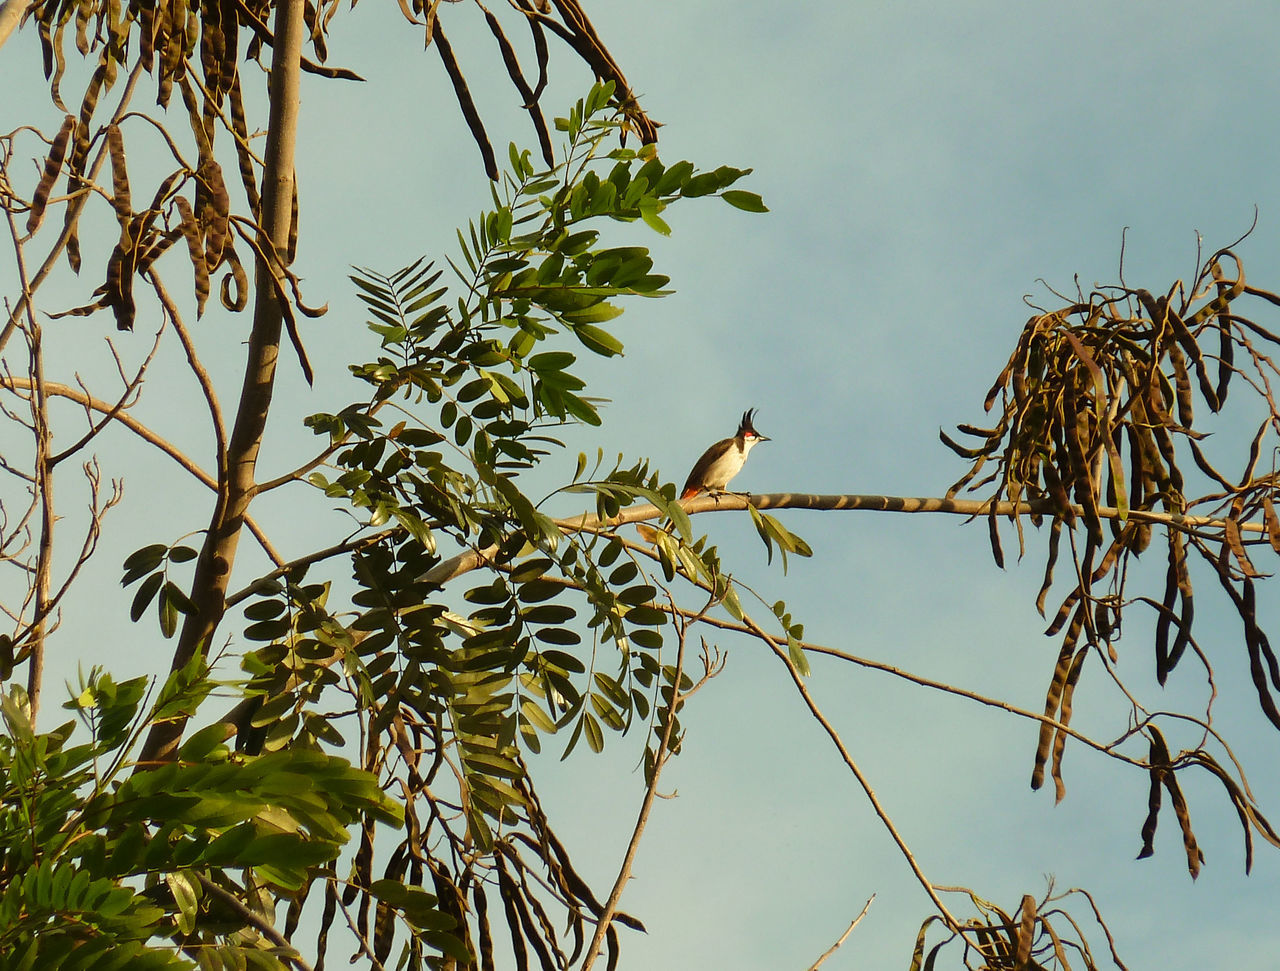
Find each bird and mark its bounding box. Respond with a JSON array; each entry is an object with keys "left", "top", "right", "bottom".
[{"left": 680, "top": 408, "right": 770, "bottom": 499}]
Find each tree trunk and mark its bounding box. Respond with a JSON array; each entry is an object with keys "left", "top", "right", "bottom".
[{"left": 137, "top": 0, "right": 306, "bottom": 766}]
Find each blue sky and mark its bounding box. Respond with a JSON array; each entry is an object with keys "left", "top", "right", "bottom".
[{"left": 5, "top": 1, "right": 1280, "bottom": 967}]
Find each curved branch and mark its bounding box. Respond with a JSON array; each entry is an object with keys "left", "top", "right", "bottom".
[
  {"left": 147, "top": 270, "right": 228, "bottom": 480},
  {"left": 0, "top": 376, "right": 281, "bottom": 564},
  {"left": 738, "top": 607, "right": 968, "bottom": 936}
]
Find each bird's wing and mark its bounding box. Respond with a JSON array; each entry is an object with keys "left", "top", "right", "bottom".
[{"left": 681, "top": 437, "right": 733, "bottom": 497}]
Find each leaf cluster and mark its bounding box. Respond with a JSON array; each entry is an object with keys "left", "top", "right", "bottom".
[
  {"left": 191, "top": 86, "right": 776, "bottom": 967},
  {"left": 913, "top": 887, "right": 1124, "bottom": 971},
  {"left": 0, "top": 654, "right": 399, "bottom": 969}
]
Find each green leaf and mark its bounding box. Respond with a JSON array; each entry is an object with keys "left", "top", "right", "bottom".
[
  {"left": 573, "top": 323, "right": 624, "bottom": 357},
  {"left": 638, "top": 199, "right": 671, "bottom": 235},
  {"left": 162, "top": 581, "right": 197, "bottom": 616},
  {"left": 122, "top": 544, "right": 168, "bottom": 581},
  {"left": 130, "top": 572, "right": 163, "bottom": 622},
  {"left": 624, "top": 605, "right": 666, "bottom": 627},
  {"left": 681, "top": 172, "right": 724, "bottom": 198},
  {"left": 720, "top": 190, "right": 769, "bottom": 213},
  {"left": 202, "top": 822, "right": 259, "bottom": 866},
  {"left": 582, "top": 712, "right": 604, "bottom": 753},
  {"left": 166, "top": 872, "right": 198, "bottom": 936},
  {"left": 787, "top": 634, "right": 811, "bottom": 678},
  {"left": 530, "top": 350, "right": 576, "bottom": 372},
  {"left": 178, "top": 722, "right": 233, "bottom": 762},
  {"left": 157, "top": 590, "right": 178, "bottom": 639},
  {"left": 564, "top": 302, "right": 624, "bottom": 325},
  {"left": 521, "top": 700, "right": 556, "bottom": 733}
]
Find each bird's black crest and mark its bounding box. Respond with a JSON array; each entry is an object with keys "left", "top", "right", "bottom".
[{"left": 738, "top": 409, "right": 760, "bottom": 435}]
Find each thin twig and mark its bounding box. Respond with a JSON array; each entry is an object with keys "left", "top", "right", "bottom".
[
  {"left": 193, "top": 873, "right": 316, "bottom": 971},
  {"left": 662, "top": 601, "right": 1149, "bottom": 769},
  {"left": 148, "top": 270, "right": 228, "bottom": 476},
  {"left": 48, "top": 319, "right": 166, "bottom": 470},
  {"left": 738, "top": 608, "right": 969, "bottom": 937},
  {"left": 0, "top": 376, "right": 283, "bottom": 564},
  {"left": 581, "top": 591, "right": 716, "bottom": 969},
  {"left": 807, "top": 894, "right": 875, "bottom": 971}
]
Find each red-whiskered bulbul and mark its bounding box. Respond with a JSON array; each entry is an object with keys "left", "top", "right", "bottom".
[{"left": 680, "top": 408, "right": 770, "bottom": 499}]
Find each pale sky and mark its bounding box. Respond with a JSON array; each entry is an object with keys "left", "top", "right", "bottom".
[{"left": 5, "top": 2, "right": 1280, "bottom": 968}]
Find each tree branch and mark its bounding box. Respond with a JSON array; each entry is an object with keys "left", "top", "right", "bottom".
[
  {"left": 419, "top": 490, "right": 1271, "bottom": 591},
  {"left": 0, "top": 377, "right": 282, "bottom": 565},
  {"left": 807, "top": 894, "right": 875, "bottom": 971},
  {"left": 565, "top": 492, "right": 1275, "bottom": 535},
  {"left": 143, "top": 0, "right": 309, "bottom": 766},
  {"left": 581, "top": 592, "right": 714, "bottom": 969},
  {"left": 193, "top": 873, "right": 315, "bottom": 971},
  {"left": 5, "top": 207, "right": 52, "bottom": 722},
  {"left": 738, "top": 608, "right": 969, "bottom": 937},
  {"left": 148, "top": 270, "right": 228, "bottom": 475},
  {"left": 0, "top": 0, "right": 29, "bottom": 53}
]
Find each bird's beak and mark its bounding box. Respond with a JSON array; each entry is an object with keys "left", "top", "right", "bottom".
[{"left": 759, "top": 434, "right": 771, "bottom": 442}]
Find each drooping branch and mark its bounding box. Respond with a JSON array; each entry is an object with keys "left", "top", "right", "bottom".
[{"left": 0, "top": 62, "right": 147, "bottom": 354}]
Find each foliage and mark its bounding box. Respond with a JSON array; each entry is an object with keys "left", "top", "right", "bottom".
[
  {"left": 0, "top": 656, "right": 399, "bottom": 970},
  {"left": 211, "top": 83, "right": 794, "bottom": 967},
  {"left": 3, "top": 72, "right": 800, "bottom": 966},
  {"left": 7, "top": 0, "right": 1280, "bottom": 967}
]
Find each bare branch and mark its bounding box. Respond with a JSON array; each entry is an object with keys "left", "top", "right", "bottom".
[
  {"left": 5, "top": 201, "right": 52, "bottom": 722},
  {"left": 739, "top": 607, "right": 968, "bottom": 936},
  {"left": 419, "top": 490, "right": 1273, "bottom": 593},
  {"left": 581, "top": 590, "right": 716, "bottom": 969},
  {"left": 0, "top": 376, "right": 282, "bottom": 565},
  {"left": 147, "top": 270, "right": 228, "bottom": 479},
  {"left": 807, "top": 894, "right": 875, "bottom": 971}
]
